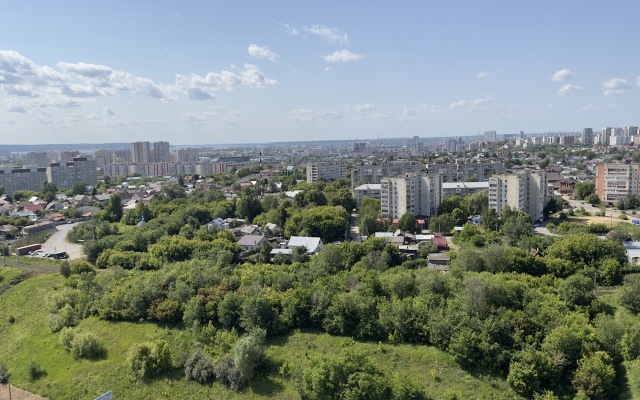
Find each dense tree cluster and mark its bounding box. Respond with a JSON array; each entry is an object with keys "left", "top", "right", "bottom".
[{"left": 47, "top": 176, "right": 640, "bottom": 398}]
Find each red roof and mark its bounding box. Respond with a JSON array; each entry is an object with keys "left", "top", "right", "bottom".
[{"left": 24, "top": 204, "right": 44, "bottom": 212}]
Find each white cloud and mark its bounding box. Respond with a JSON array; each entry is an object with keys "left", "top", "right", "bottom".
[
  {"left": 581, "top": 104, "right": 598, "bottom": 111},
  {"left": 347, "top": 103, "right": 376, "bottom": 113},
  {"left": 320, "top": 111, "right": 343, "bottom": 121},
  {"left": 290, "top": 108, "right": 314, "bottom": 122},
  {"left": 176, "top": 64, "right": 277, "bottom": 100},
  {"left": 0, "top": 51, "right": 279, "bottom": 110},
  {"left": 102, "top": 107, "right": 115, "bottom": 116},
  {"left": 557, "top": 84, "right": 584, "bottom": 96},
  {"left": 304, "top": 25, "right": 348, "bottom": 44},
  {"left": 551, "top": 68, "right": 574, "bottom": 81},
  {"left": 280, "top": 22, "right": 300, "bottom": 36},
  {"left": 183, "top": 113, "right": 212, "bottom": 126},
  {"left": 248, "top": 44, "right": 279, "bottom": 62},
  {"left": 636, "top": 76, "right": 640, "bottom": 86},
  {"left": 602, "top": 78, "right": 632, "bottom": 95},
  {"left": 476, "top": 71, "right": 492, "bottom": 79},
  {"left": 450, "top": 96, "right": 494, "bottom": 109},
  {"left": 323, "top": 49, "right": 364, "bottom": 63}
]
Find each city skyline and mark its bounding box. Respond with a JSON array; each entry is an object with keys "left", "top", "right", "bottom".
[{"left": 1, "top": 1, "right": 640, "bottom": 144}]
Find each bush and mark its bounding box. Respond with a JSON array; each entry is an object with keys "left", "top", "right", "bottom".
[
  {"left": 70, "top": 331, "right": 104, "bottom": 359},
  {"left": 620, "top": 214, "right": 629, "bottom": 220},
  {"left": 48, "top": 304, "right": 77, "bottom": 332},
  {"left": 184, "top": 347, "right": 214, "bottom": 384},
  {"left": 215, "top": 355, "right": 246, "bottom": 391},
  {"left": 233, "top": 329, "right": 266, "bottom": 380},
  {"left": 127, "top": 340, "right": 172, "bottom": 380},
  {"left": 60, "top": 262, "right": 71, "bottom": 278},
  {"left": 27, "top": 360, "right": 45, "bottom": 381},
  {"left": 59, "top": 327, "right": 75, "bottom": 352}
]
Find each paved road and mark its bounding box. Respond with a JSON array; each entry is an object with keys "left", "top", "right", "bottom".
[{"left": 40, "top": 222, "right": 84, "bottom": 260}]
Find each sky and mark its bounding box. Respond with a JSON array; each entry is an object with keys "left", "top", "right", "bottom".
[{"left": 1, "top": 1, "right": 640, "bottom": 145}]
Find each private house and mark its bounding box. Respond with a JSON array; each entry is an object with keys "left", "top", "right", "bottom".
[
  {"left": 238, "top": 235, "right": 265, "bottom": 251},
  {"left": 286, "top": 236, "right": 324, "bottom": 254}
]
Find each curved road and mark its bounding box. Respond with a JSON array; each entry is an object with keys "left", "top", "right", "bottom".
[{"left": 40, "top": 222, "right": 84, "bottom": 260}]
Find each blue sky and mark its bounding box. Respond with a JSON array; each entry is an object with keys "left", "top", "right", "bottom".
[{"left": 1, "top": 1, "right": 639, "bottom": 145}]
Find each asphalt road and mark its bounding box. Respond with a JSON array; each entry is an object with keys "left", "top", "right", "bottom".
[{"left": 40, "top": 222, "right": 84, "bottom": 260}]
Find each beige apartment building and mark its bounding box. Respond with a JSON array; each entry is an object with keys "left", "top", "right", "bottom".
[
  {"left": 381, "top": 172, "right": 441, "bottom": 219},
  {"left": 488, "top": 169, "right": 548, "bottom": 222},
  {"left": 596, "top": 162, "right": 640, "bottom": 204}
]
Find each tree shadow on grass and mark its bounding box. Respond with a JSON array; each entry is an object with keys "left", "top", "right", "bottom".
[
  {"left": 616, "top": 361, "right": 634, "bottom": 400},
  {"left": 249, "top": 375, "right": 286, "bottom": 397}
]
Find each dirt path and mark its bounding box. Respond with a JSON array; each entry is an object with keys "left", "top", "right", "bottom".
[{"left": 0, "top": 383, "right": 48, "bottom": 400}]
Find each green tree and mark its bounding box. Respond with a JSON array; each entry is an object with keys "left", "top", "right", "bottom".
[
  {"left": 70, "top": 181, "right": 87, "bottom": 196},
  {"left": 558, "top": 274, "right": 595, "bottom": 307},
  {"left": 285, "top": 206, "right": 349, "bottom": 242},
  {"left": 102, "top": 193, "right": 123, "bottom": 223},
  {"left": 41, "top": 180, "right": 58, "bottom": 202},
  {"left": 572, "top": 351, "right": 616, "bottom": 400},
  {"left": 501, "top": 211, "right": 533, "bottom": 246},
  {"left": 450, "top": 208, "right": 468, "bottom": 226},
  {"left": 397, "top": 212, "right": 418, "bottom": 233},
  {"left": 236, "top": 194, "right": 262, "bottom": 223},
  {"left": 585, "top": 193, "right": 600, "bottom": 206},
  {"left": 620, "top": 274, "right": 640, "bottom": 313},
  {"left": 574, "top": 182, "right": 596, "bottom": 200},
  {"left": 438, "top": 196, "right": 465, "bottom": 215},
  {"left": 428, "top": 214, "right": 454, "bottom": 233},
  {"left": 233, "top": 329, "right": 266, "bottom": 380},
  {"left": 297, "top": 349, "right": 393, "bottom": 400}
]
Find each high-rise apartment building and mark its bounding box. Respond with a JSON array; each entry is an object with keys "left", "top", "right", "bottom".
[
  {"left": 0, "top": 167, "right": 48, "bottom": 197},
  {"left": 488, "top": 169, "right": 548, "bottom": 223},
  {"left": 113, "top": 149, "right": 131, "bottom": 163},
  {"left": 427, "top": 160, "right": 504, "bottom": 183},
  {"left": 24, "top": 152, "right": 48, "bottom": 167},
  {"left": 581, "top": 128, "right": 593, "bottom": 145},
  {"left": 484, "top": 131, "right": 497, "bottom": 143},
  {"left": 306, "top": 161, "right": 347, "bottom": 184},
  {"left": 596, "top": 162, "right": 640, "bottom": 204},
  {"left": 626, "top": 126, "right": 638, "bottom": 136},
  {"left": 381, "top": 172, "right": 441, "bottom": 219},
  {"left": 411, "top": 136, "right": 420, "bottom": 153},
  {"left": 153, "top": 141, "right": 170, "bottom": 162},
  {"left": 47, "top": 157, "right": 98, "bottom": 188},
  {"left": 176, "top": 148, "right": 199, "bottom": 163},
  {"left": 131, "top": 141, "right": 151, "bottom": 163},
  {"left": 94, "top": 150, "right": 112, "bottom": 167},
  {"left": 351, "top": 161, "right": 425, "bottom": 190}
]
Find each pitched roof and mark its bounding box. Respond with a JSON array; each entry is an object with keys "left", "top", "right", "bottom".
[
  {"left": 238, "top": 235, "right": 265, "bottom": 247},
  {"left": 287, "top": 236, "right": 322, "bottom": 253}
]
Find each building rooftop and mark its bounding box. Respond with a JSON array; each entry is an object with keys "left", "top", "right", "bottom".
[
  {"left": 354, "top": 184, "right": 382, "bottom": 191},
  {"left": 442, "top": 181, "right": 489, "bottom": 189}
]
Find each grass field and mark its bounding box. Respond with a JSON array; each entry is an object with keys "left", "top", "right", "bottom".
[{"left": 0, "top": 272, "right": 524, "bottom": 400}]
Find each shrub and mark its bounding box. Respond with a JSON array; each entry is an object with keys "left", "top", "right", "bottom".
[
  {"left": 70, "top": 260, "right": 95, "bottom": 275},
  {"left": 127, "top": 340, "right": 172, "bottom": 380},
  {"left": 233, "top": 329, "right": 266, "bottom": 380},
  {"left": 620, "top": 214, "right": 628, "bottom": 220},
  {"left": 184, "top": 347, "right": 214, "bottom": 384},
  {"left": 59, "top": 327, "right": 75, "bottom": 352},
  {"left": 48, "top": 304, "right": 77, "bottom": 332},
  {"left": 27, "top": 360, "right": 45, "bottom": 381},
  {"left": 8, "top": 315, "right": 15, "bottom": 324},
  {"left": 60, "top": 262, "right": 71, "bottom": 278},
  {"left": 70, "top": 331, "right": 104, "bottom": 359},
  {"left": 215, "top": 355, "right": 246, "bottom": 391}
]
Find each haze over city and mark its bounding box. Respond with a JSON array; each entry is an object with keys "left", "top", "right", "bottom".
[{"left": 1, "top": 1, "right": 640, "bottom": 145}]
